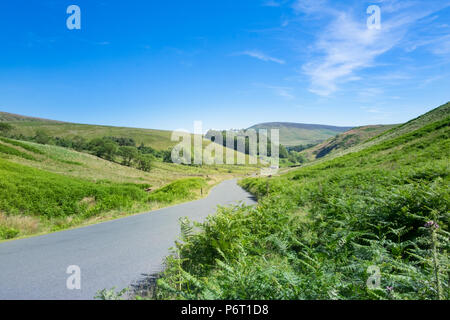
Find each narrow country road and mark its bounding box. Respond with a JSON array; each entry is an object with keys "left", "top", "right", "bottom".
[{"left": 0, "top": 179, "right": 256, "bottom": 300}]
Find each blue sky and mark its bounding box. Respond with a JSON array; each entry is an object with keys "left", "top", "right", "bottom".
[{"left": 0, "top": 0, "right": 449, "bottom": 131}]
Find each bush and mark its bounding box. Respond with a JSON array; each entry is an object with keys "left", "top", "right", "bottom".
[
  {"left": 151, "top": 115, "right": 450, "bottom": 300},
  {"left": 0, "top": 123, "right": 13, "bottom": 136},
  {"left": 148, "top": 178, "right": 206, "bottom": 203},
  {"left": 0, "top": 225, "right": 20, "bottom": 240}
]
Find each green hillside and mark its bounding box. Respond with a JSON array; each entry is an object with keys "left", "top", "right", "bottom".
[
  {"left": 249, "top": 122, "right": 353, "bottom": 147},
  {"left": 301, "top": 124, "right": 397, "bottom": 160},
  {"left": 151, "top": 102, "right": 450, "bottom": 300},
  {"left": 301, "top": 102, "right": 450, "bottom": 164},
  {"left": 0, "top": 135, "right": 256, "bottom": 241},
  {"left": 0, "top": 111, "right": 190, "bottom": 151}
]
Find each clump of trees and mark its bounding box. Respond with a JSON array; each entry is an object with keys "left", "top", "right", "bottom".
[
  {"left": 205, "top": 129, "right": 291, "bottom": 160},
  {"left": 2, "top": 128, "right": 176, "bottom": 172},
  {"left": 286, "top": 143, "right": 317, "bottom": 152},
  {"left": 287, "top": 151, "right": 306, "bottom": 164},
  {"left": 0, "top": 123, "right": 14, "bottom": 135}
]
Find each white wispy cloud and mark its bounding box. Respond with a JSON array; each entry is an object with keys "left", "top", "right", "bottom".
[
  {"left": 360, "top": 106, "right": 382, "bottom": 113},
  {"left": 240, "top": 50, "right": 286, "bottom": 64},
  {"left": 255, "top": 83, "right": 294, "bottom": 99},
  {"left": 263, "top": 0, "right": 281, "bottom": 7},
  {"left": 294, "top": 0, "right": 450, "bottom": 96},
  {"left": 268, "top": 85, "right": 295, "bottom": 99},
  {"left": 302, "top": 13, "right": 400, "bottom": 96},
  {"left": 262, "top": 0, "right": 290, "bottom": 8},
  {"left": 292, "top": 0, "right": 330, "bottom": 15}
]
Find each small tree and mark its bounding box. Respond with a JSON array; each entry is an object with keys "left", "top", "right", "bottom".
[
  {"left": 72, "top": 136, "right": 87, "bottom": 151},
  {"left": 119, "top": 146, "right": 139, "bottom": 166},
  {"left": 102, "top": 141, "right": 118, "bottom": 161},
  {"left": 137, "top": 154, "right": 153, "bottom": 172},
  {"left": 89, "top": 138, "right": 118, "bottom": 161},
  {"left": 0, "top": 123, "right": 13, "bottom": 136},
  {"left": 34, "top": 130, "right": 52, "bottom": 145}
]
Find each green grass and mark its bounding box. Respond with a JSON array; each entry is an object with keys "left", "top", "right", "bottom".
[
  {"left": 5, "top": 120, "right": 177, "bottom": 150},
  {"left": 0, "top": 158, "right": 148, "bottom": 218},
  {"left": 0, "top": 157, "right": 215, "bottom": 239},
  {"left": 249, "top": 122, "right": 352, "bottom": 147},
  {"left": 302, "top": 124, "right": 397, "bottom": 160},
  {"left": 147, "top": 103, "right": 449, "bottom": 300},
  {"left": 148, "top": 178, "right": 207, "bottom": 203},
  {"left": 0, "top": 137, "right": 45, "bottom": 154},
  {"left": 0, "top": 142, "right": 36, "bottom": 161},
  {"left": 0, "top": 137, "right": 255, "bottom": 186},
  {"left": 0, "top": 135, "right": 257, "bottom": 240}
]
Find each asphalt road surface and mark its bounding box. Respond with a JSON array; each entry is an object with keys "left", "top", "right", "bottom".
[{"left": 0, "top": 179, "right": 256, "bottom": 300}]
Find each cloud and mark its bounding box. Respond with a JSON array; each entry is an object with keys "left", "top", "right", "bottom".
[
  {"left": 294, "top": 0, "right": 450, "bottom": 96},
  {"left": 240, "top": 50, "right": 286, "bottom": 64},
  {"left": 263, "top": 0, "right": 281, "bottom": 7},
  {"left": 265, "top": 85, "right": 295, "bottom": 99},
  {"left": 262, "top": 0, "right": 291, "bottom": 8},
  {"left": 302, "top": 13, "right": 400, "bottom": 96},
  {"left": 358, "top": 88, "right": 384, "bottom": 98},
  {"left": 255, "top": 83, "right": 294, "bottom": 99},
  {"left": 360, "top": 106, "right": 382, "bottom": 113},
  {"left": 292, "top": 0, "right": 330, "bottom": 14}
]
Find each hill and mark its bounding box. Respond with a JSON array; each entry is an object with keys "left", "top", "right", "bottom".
[
  {"left": 151, "top": 102, "right": 450, "bottom": 300},
  {"left": 300, "top": 102, "right": 450, "bottom": 163},
  {"left": 301, "top": 124, "right": 397, "bottom": 160},
  {"left": 0, "top": 136, "right": 256, "bottom": 240},
  {"left": 0, "top": 113, "right": 259, "bottom": 241},
  {"left": 0, "top": 111, "right": 62, "bottom": 123},
  {"left": 0, "top": 111, "right": 176, "bottom": 150},
  {"left": 248, "top": 122, "right": 353, "bottom": 147}
]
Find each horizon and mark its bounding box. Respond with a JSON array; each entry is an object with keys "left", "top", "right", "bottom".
[
  {"left": 1, "top": 1, "right": 449, "bottom": 130},
  {"left": 0, "top": 108, "right": 406, "bottom": 133}
]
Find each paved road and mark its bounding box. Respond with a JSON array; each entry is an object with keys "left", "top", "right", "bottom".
[{"left": 0, "top": 179, "right": 256, "bottom": 300}]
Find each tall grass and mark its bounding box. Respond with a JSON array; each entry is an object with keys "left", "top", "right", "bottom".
[
  {"left": 0, "top": 158, "right": 208, "bottom": 239},
  {"left": 0, "top": 143, "right": 36, "bottom": 161},
  {"left": 149, "top": 109, "right": 449, "bottom": 300}
]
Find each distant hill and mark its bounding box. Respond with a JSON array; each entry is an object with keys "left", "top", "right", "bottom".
[
  {"left": 301, "top": 101, "right": 450, "bottom": 162},
  {"left": 302, "top": 124, "right": 397, "bottom": 160},
  {"left": 248, "top": 122, "right": 353, "bottom": 147},
  {"left": 0, "top": 111, "right": 176, "bottom": 150},
  {"left": 365, "top": 101, "right": 450, "bottom": 144},
  {"left": 0, "top": 111, "right": 61, "bottom": 123}
]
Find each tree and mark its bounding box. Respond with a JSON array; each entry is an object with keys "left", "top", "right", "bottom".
[
  {"left": 34, "top": 130, "right": 52, "bottom": 145},
  {"left": 72, "top": 136, "right": 87, "bottom": 151},
  {"left": 279, "top": 145, "right": 289, "bottom": 159},
  {"left": 288, "top": 151, "right": 306, "bottom": 164},
  {"left": 0, "top": 123, "right": 13, "bottom": 136},
  {"left": 162, "top": 149, "right": 173, "bottom": 163},
  {"left": 136, "top": 154, "right": 153, "bottom": 172},
  {"left": 119, "top": 146, "right": 139, "bottom": 166},
  {"left": 89, "top": 138, "right": 118, "bottom": 161}
]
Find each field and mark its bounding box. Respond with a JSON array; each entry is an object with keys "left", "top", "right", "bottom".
[
  {"left": 0, "top": 135, "right": 257, "bottom": 241},
  {"left": 148, "top": 102, "right": 449, "bottom": 300},
  {"left": 0, "top": 111, "right": 178, "bottom": 151},
  {"left": 301, "top": 124, "right": 397, "bottom": 161},
  {"left": 249, "top": 122, "right": 353, "bottom": 147}
]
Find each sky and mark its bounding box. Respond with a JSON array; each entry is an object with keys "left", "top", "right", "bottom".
[{"left": 0, "top": 0, "right": 449, "bottom": 131}]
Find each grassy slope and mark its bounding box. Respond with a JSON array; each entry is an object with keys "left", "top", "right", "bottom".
[
  {"left": 2, "top": 119, "right": 176, "bottom": 151},
  {"left": 249, "top": 122, "right": 353, "bottom": 147},
  {"left": 0, "top": 136, "right": 257, "bottom": 240},
  {"left": 0, "top": 138, "right": 253, "bottom": 187},
  {"left": 297, "top": 102, "right": 450, "bottom": 167},
  {"left": 151, "top": 102, "right": 449, "bottom": 300},
  {"left": 0, "top": 112, "right": 263, "bottom": 166},
  {"left": 301, "top": 124, "right": 397, "bottom": 161}
]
